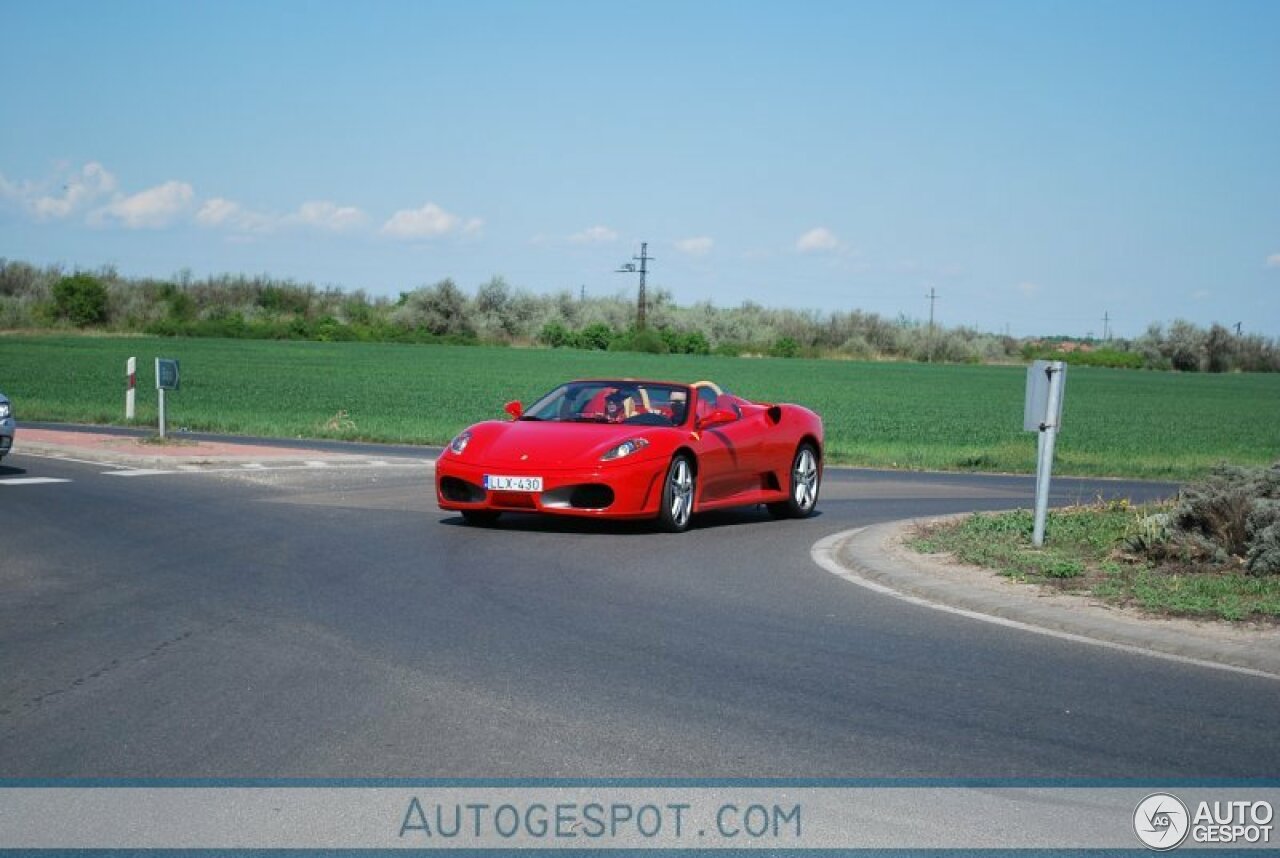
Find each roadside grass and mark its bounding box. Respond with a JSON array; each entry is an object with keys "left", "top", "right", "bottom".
[
  {"left": 909, "top": 503, "right": 1280, "bottom": 621},
  {"left": 1, "top": 333, "right": 1278, "bottom": 478}
]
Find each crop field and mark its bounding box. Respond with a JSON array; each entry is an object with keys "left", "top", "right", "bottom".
[{"left": 2, "top": 334, "right": 1278, "bottom": 479}]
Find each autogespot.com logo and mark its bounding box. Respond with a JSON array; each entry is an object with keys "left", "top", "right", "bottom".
[{"left": 1134, "top": 793, "right": 1190, "bottom": 851}]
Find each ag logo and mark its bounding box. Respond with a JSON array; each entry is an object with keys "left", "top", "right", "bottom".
[{"left": 1134, "top": 793, "right": 1190, "bottom": 851}]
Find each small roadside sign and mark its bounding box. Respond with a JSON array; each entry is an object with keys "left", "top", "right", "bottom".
[
  {"left": 1024, "top": 360, "right": 1065, "bottom": 432},
  {"left": 156, "top": 358, "right": 180, "bottom": 391},
  {"left": 155, "top": 358, "right": 180, "bottom": 439}
]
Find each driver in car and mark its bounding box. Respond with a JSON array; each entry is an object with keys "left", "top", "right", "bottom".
[{"left": 604, "top": 391, "right": 627, "bottom": 423}]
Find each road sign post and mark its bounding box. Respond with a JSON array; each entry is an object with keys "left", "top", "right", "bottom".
[
  {"left": 155, "top": 358, "right": 180, "bottom": 439},
  {"left": 1024, "top": 360, "right": 1066, "bottom": 547},
  {"left": 125, "top": 357, "right": 136, "bottom": 421}
]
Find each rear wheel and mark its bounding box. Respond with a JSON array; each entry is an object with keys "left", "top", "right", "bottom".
[
  {"left": 656, "top": 455, "right": 695, "bottom": 533},
  {"left": 768, "top": 443, "right": 820, "bottom": 519},
  {"left": 461, "top": 510, "right": 501, "bottom": 526}
]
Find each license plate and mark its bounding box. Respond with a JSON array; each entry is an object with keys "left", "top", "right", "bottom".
[{"left": 484, "top": 474, "right": 543, "bottom": 492}]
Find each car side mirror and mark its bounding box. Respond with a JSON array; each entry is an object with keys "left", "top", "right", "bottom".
[
  {"left": 504, "top": 400, "right": 523, "bottom": 420},
  {"left": 697, "top": 408, "right": 737, "bottom": 430}
]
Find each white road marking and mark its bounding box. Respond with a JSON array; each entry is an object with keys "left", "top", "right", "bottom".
[
  {"left": 240, "top": 463, "right": 266, "bottom": 469},
  {"left": 104, "top": 469, "right": 181, "bottom": 477},
  {"left": 304, "top": 460, "right": 328, "bottom": 468},
  {"left": 16, "top": 451, "right": 139, "bottom": 470},
  {"left": 810, "top": 528, "right": 1280, "bottom": 683},
  {"left": 0, "top": 477, "right": 72, "bottom": 486}
]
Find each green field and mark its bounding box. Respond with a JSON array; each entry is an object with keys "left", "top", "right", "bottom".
[{"left": 2, "top": 334, "right": 1277, "bottom": 479}]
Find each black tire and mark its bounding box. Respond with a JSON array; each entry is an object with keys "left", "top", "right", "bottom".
[
  {"left": 768, "top": 442, "right": 821, "bottom": 519},
  {"left": 461, "top": 510, "right": 501, "bottom": 526},
  {"left": 656, "top": 455, "right": 696, "bottom": 533}
]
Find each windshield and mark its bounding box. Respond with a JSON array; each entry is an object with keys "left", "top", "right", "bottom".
[{"left": 522, "top": 381, "right": 691, "bottom": 427}]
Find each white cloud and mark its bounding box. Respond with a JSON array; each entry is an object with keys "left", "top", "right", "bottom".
[
  {"left": 90, "top": 180, "right": 194, "bottom": 229},
  {"left": 195, "top": 197, "right": 275, "bottom": 233},
  {"left": 1191, "top": 289, "right": 1211, "bottom": 300},
  {"left": 795, "top": 227, "right": 841, "bottom": 253},
  {"left": 462, "top": 217, "right": 484, "bottom": 235},
  {"left": 1266, "top": 253, "right": 1280, "bottom": 269},
  {"left": 196, "top": 197, "right": 245, "bottom": 227},
  {"left": 568, "top": 225, "right": 618, "bottom": 244},
  {"left": 289, "top": 200, "right": 368, "bottom": 232},
  {"left": 675, "top": 236, "right": 713, "bottom": 256},
  {"left": 1015, "top": 281, "right": 1039, "bottom": 296},
  {"left": 197, "top": 198, "right": 368, "bottom": 235},
  {"left": 381, "top": 202, "right": 464, "bottom": 239},
  {"left": 29, "top": 161, "right": 117, "bottom": 220}
]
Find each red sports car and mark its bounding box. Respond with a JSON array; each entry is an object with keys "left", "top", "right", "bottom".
[{"left": 435, "top": 379, "right": 823, "bottom": 532}]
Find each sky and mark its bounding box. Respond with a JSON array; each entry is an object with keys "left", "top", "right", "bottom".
[{"left": 1, "top": 0, "right": 1277, "bottom": 338}]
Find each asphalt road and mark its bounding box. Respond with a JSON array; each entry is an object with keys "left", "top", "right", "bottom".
[{"left": 2, "top": 446, "right": 1277, "bottom": 778}]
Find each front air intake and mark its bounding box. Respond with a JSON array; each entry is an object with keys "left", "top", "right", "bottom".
[
  {"left": 439, "top": 476, "right": 485, "bottom": 503},
  {"left": 569, "top": 484, "right": 615, "bottom": 509}
]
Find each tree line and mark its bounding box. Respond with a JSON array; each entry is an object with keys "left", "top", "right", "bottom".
[{"left": 1, "top": 258, "right": 1275, "bottom": 371}]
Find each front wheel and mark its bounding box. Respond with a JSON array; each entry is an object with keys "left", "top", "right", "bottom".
[
  {"left": 768, "top": 443, "right": 820, "bottom": 519},
  {"left": 656, "top": 455, "right": 695, "bottom": 533}
]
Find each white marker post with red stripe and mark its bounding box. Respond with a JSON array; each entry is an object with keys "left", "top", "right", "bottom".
[{"left": 125, "top": 356, "right": 136, "bottom": 421}]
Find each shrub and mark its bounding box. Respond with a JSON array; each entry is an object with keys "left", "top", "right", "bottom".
[
  {"left": 1025, "top": 348, "right": 1144, "bottom": 369},
  {"left": 771, "top": 336, "right": 800, "bottom": 358},
  {"left": 52, "top": 273, "right": 108, "bottom": 327},
  {"left": 539, "top": 320, "right": 571, "bottom": 347},
  {"left": 575, "top": 322, "right": 616, "bottom": 351},
  {"left": 681, "top": 330, "right": 711, "bottom": 355},
  {"left": 1137, "top": 463, "right": 1280, "bottom": 574},
  {"left": 609, "top": 327, "right": 668, "bottom": 354},
  {"left": 1246, "top": 500, "right": 1280, "bottom": 576},
  {"left": 713, "top": 341, "right": 744, "bottom": 357}
]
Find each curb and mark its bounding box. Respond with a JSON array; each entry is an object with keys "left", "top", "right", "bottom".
[{"left": 812, "top": 520, "right": 1280, "bottom": 682}]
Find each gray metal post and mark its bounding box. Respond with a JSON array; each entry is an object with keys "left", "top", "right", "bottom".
[
  {"left": 158, "top": 388, "right": 167, "bottom": 439},
  {"left": 1031, "top": 362, "right": 1064, "bottom": 547}
]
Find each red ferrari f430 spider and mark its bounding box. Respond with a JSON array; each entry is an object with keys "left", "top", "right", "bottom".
[{"left": 435, "top": 379, "right": 822, "bottom": 532}]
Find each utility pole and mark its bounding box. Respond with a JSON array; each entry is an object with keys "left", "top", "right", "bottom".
[
  {"left": 580, "top": 284, "right": 585, "bottom": 302},
  {"left": 925, "top": 287, "right": 938, "bottom": 362},
  {"left": 616, "top": 242, "right": 652, "bottom": 330},
  {"left": 1102, "top": 311, "right": 1110, "bottom": 341},
  {"left": 1235, "top": 322, "right": 1243, "bottom": 336}
]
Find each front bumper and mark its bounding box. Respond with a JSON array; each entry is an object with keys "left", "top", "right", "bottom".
[
  {"left": 0, "top": 418, "right": 13, "bottom": 459},
  {"left": 435, "top": 455, "right": 667, "bottom": 519}
]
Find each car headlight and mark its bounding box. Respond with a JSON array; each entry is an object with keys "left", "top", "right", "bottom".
[
  {"left": 601, "top": 438, "right": 649, "bottom": 461},
  {"left": 448, "top": 430, "right": 472, "bottom": 455},
  {"left": 0, "top": 402, "right": 10, "bottom": 419}
]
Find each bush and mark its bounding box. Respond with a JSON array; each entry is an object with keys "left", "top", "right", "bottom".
[
  {"left": 713, "top": 341, "right": 744, "bottom": 357},
  {"left": 575, "top": 322, "right": 616, "bottom": 351},
  {"left": 681, "top": 330, "right": 711, "bottom": 355},
  {"left": 1246, "top": 501, "right": 1280, "bottom": 575},
  {"left": 1138, "top": 463, "right": 1280, "bottom": 575},
  {"left": 609, "top": 327, "right": 669, "bottom": 354},
  {"left": 538, "top": 320, "right": 571, "bottom": 348},
  {"left": 1024, "top": 348, "right": 1144, "bottom": 370},
  {"left": 52, "top": 273, "right": 109, "bottom": 327},
  {"left": 771, "top": 336, "right": 800, "bottom": 358}
]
